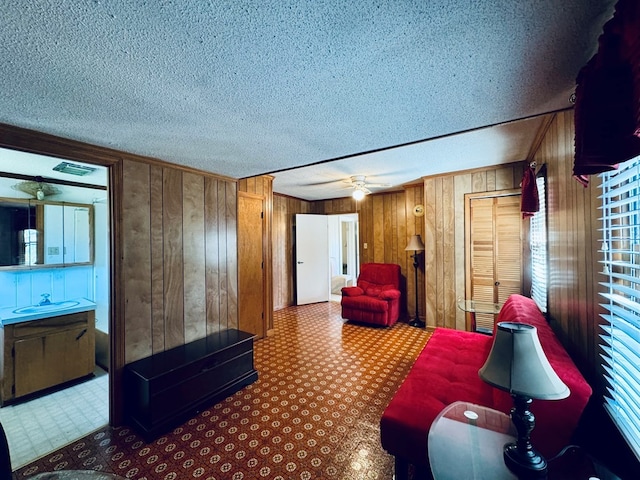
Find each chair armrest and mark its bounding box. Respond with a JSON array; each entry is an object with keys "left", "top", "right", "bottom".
[
  {"left": 342, "top": 286, "right": 364, "bottom": 297},
  {"left": 379, "top": 289, "right": 401, "bottom": 301}
]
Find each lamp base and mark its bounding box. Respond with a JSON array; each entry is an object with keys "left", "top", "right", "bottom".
[
  {"left": 409, "top": 317, "right": 425, "bottom": 328},
  {"left": 503, "top": 443, "right": 548, "bottom": 479}
]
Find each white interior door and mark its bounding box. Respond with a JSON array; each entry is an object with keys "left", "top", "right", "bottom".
[{"left": 295, "top": 214, "right": 330, "bottom": 305}]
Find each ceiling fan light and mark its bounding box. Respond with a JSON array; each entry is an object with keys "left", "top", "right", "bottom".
[{"left": 352, "top": 188, "right": 365, "bottom": 201}]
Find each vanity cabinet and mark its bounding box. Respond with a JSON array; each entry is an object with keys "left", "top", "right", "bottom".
[{"left": 0, "top": 310, "right": 95, "bottom": 405}]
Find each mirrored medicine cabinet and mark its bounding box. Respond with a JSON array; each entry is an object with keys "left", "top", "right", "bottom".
[{"left": 0, "top": 197, "right": 93, "bottom": 269}]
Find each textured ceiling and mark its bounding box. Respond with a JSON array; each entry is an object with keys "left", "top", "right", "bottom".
[{"left": 0, "top": 1, "right": 615, "bottom": 200}]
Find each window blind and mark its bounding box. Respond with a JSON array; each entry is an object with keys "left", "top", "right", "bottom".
[
  {"left": 530, "top": 175, "right": 547, "bottom": 313},
  {"left": 599, "top": 155, "right": 640, "bottom": 461}
]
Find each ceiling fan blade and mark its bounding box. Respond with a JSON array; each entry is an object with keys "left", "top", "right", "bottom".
[
  {"left": 11, "top": 180, "right": 60, "bottom": 198},
  {"left": 365, "top": 183, "right": 392, "bottom": 188},
  {"left": 299, "top": 179, "right": 344, "bottom": 187}
]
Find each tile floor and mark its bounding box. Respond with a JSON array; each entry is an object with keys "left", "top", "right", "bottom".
[
  {"left": 0, "top": 367, "right": 109, "bottom": 470},
  {"left": 14, "top": 303, "right": 431, "bottom": 479}
]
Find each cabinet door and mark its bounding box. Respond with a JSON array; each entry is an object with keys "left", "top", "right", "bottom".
[
  {"left": 14, "top": 326, "right": 92, "bottom": 398},
  {"left": 63, "top": 205, "right": 91, "bottom": 263},
  {"left": 44, "top": 204, "right": 64, "bottom": 264}
]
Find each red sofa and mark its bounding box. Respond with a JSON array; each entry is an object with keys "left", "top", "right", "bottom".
[
  {"left": 380, "top": 294, "right": 593, "bottom": 478},
  {"left": 341, "top": 263, "right": 402, "bottom": 327}
]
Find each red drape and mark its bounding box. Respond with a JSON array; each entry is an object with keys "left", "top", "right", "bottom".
[
  {"left": 573, "top": 0, "right": 640, "bottom": 186},
  {"left": 520, "top": 165, "right": 539, "bottom": 218}
]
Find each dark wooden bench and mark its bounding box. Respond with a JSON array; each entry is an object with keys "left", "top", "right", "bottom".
[{"left": 124, "top": 328, "right": 258, "bottom": 441}]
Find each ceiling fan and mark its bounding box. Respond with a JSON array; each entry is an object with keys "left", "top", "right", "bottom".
[
  {"left": 11, "top": 178, "right": 60, "bottom": 200},
  {"left": 347, "top": 175, "right": 391, "bottom": 200}
]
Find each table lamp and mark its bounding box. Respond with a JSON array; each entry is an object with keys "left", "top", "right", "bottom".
[{"left": 479, "top": 322, "right": 569, "bottom": 479}]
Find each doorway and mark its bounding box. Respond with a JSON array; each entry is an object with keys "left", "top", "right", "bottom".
[
  {"left": 293, "top": 213, "right": 359, "bottom": 305},
  {"left": 465, "top": 191, "right": 523, "bottom": 332},
  {"left": 330, "top": 214, "right": 358, "bottom": 301},
  {"left": 0, "top": 150, "right": 110, "bottom": 469}
]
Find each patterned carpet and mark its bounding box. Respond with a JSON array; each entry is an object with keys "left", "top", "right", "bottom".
[{"left": 15, "top": 302, "right": 431, "bottom": 479}]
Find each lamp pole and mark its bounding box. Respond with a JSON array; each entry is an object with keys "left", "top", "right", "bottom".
[
  {"left": 405, "top": 234, "right": 426, "bottom": 328},
  {"left": 409, "top": 251, "right": 425, "bottom": 328}
]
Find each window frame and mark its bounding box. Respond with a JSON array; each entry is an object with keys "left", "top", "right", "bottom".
[
  {"left": 599, "top": 155, "right": 640, "bottom": 462},
  {"left": 530, "top": 169, "right": 548, "bottom": 313}
]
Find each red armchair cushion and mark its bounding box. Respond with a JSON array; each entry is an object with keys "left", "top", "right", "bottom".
[
  {"left": 342, "top": 286, "right": 364, "bottom": 297},
  {"left": 379, "top": 290, "right": 401, "bottom": 301}
]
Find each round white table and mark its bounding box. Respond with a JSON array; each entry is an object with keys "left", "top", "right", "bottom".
[{"left": 428, "top": 401, "right": 518, "bottom": 480}]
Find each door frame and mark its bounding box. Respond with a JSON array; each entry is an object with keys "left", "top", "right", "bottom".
[
  {"left": 0, "top": 123, "right": 121, "bottom": 423},
  {"left": 464, "top": 188, "right": 522, "bottom": 330}
]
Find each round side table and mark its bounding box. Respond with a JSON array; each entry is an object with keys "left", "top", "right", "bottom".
[
  {"left": 428, "top": 401, "right": 518, "bottom": 480},
  {"left": 27, "top": 470, "right": 126, "bottom": 480}
]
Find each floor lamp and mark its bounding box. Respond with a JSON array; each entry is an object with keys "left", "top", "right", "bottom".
[{"left": 405, "top": 234, "right": 425, "bottom": 328}]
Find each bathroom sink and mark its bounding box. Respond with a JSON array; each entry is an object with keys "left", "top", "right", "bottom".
[{"left": 13, "top": 301, "right": 80, "bottom": 315}]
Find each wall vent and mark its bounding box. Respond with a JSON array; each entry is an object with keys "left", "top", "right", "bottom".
[{"left": 52, "top": 161, "right": 97, "bottom": 176}]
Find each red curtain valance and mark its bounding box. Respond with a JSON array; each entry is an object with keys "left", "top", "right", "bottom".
[{"left": 573, "top": 0, "right": 640, "bottom": 186}]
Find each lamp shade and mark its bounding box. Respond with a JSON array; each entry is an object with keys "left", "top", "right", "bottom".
[
  {"left": 352, "top": 188, "right": 365, "bottom": 201},
  {"left": 405, "top": 234, "right": 425, "bottom": 252},
  {"left": 479, "top": 322, "right": 569, "bottom": 400}
]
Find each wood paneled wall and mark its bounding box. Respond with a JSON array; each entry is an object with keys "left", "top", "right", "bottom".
[
  {"left": 423, "top": 165, "right": 525, "bottom": 329},
  {"left": 313, "top": 186, "right": 425, "bottom": 322},
  {"left": 273, "top": 194, "right": 312, "bottom": 310},
  {"left": 532, "top": 110, "right": 601, "bottom": 383},
  {"left": 237, "top": 176, "right": 274, "bottom": 332},
  {"left": 0, "top": 123, "right": 242, "bottom": 425},
  {"left": 122, "top": 159, "right": 239, "bottom": 363}
]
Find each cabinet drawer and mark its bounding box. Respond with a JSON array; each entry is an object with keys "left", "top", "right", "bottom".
[{"left": 12, "top": 312, "right": 90, "bottom": 339}]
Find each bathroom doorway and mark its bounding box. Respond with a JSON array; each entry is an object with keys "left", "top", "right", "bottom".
[
  {"left": 0, "top": 149, "right": 111, "bottom": 469},
  {"left": 329, "top": 213, "right": 359, "bottom": 302}
]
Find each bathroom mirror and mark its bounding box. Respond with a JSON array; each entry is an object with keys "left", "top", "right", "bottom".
[{"left": 0, "top": 197, "right": 93, "bottom": 268}]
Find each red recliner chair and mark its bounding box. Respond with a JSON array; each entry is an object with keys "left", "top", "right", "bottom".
[{"left": 341, "top": 263, "right": 402, "bottom": 327}]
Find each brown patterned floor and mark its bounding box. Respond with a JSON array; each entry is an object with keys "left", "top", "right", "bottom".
[{"left": 15, "top": 302, "right": 430, "bottom": 480}]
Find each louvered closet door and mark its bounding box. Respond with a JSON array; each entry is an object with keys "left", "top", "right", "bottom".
[
  {"left": 494, "top": 196, "right": 523, "bottom": 302},
  {"left": 469, "top": 194, "right": 522, "bottom": 332},
  {"left": 470, "top": 198, "right": 495, "bottom": 311}
]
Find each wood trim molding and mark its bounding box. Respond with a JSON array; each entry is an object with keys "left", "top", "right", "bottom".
[
  {"left": 108, "top": 160, "right": 125, "bottom": 426},
  {"left": 527, "top": 114, "right": 557, "bottom": 163},
  {"left": 273, "top": 191, "right": 312, "bottom": 202},
  {"left": 422, "top": 161, "right": 527, "bottom": 181},
  {"left": 0, "top": 123, "right": 131, "bottom": 424}
]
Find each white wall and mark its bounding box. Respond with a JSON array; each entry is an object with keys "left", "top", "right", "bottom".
[
  {"left": 92, "top": 200, "right": 109, "bottom": 333},
  {"left": 0, "top": 266, "right": 94, "bottom": 309},
  {"left": 0, "top": 200, "right": 109, "bottom": 334}
]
